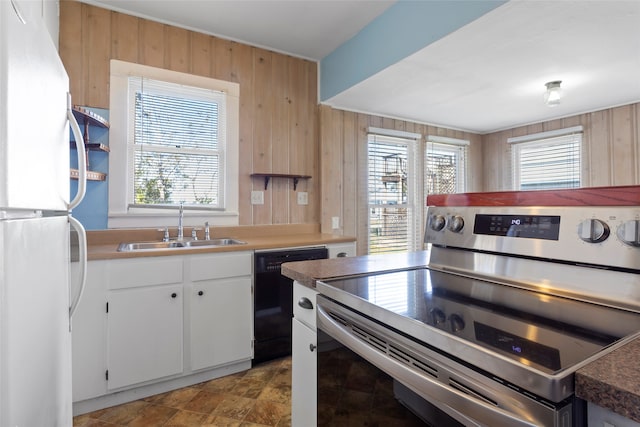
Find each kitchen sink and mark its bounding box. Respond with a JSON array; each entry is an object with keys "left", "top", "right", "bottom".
[
  {"left": 184, "top": 238, "right": 246, "bottom": 247},
  {"left": 117, "top": 238, "right": 246, "bottom": 252}
]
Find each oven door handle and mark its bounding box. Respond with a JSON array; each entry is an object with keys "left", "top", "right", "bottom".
[{"left": 317, "top": 305, "right": 540, "bottom": 427}]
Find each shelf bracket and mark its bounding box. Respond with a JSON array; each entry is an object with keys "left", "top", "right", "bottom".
[{"left": 250, "top": 173, "right": 311, "bottom": 191}]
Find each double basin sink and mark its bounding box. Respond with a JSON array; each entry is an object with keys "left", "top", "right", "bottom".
[{"left": 118, "top": 238, "right": 246, "bottom": 252}]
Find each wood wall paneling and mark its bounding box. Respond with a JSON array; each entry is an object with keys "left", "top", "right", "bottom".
[
  {"left": 319, "top": 105, "right": 484, "bottom": 254},
  {"left": 59, "top": 1, "right": 83, "bottom": 104},
  {"left": 59, "top": 1, "right": 319, "bottom": 226},
  {"left": 481, "top": 102, "right": 640, "bottom": 191},
  {"left": 111, "top": 12, "right": 138, "bottom": 64},
  {"left": 252, "top": 50, "right": 273, "bottom": 225},
  {"left": 60, "top": 2, "right": 640, "bottom": 235}
]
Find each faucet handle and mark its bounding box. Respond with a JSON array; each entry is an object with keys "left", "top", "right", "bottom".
[
  {"left": 191, "top": 228, "right": 198, "bottom": 240},
  {"left": 163, "top": 227, "right": 170, "bottom": 242},
  {"left": 204, "top": 221, "right": 210, "bottom": 240}
]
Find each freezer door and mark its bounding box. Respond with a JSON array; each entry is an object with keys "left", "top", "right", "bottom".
[
  {"left": 0, "top": 0, "right": 70, "bottom": 211},
  {"left": 0, "top": 215, "right": 72, "bottom": 426}
]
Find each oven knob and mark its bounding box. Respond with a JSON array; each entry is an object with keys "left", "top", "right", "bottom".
[
  {"left": 617, "top": 220, "right": 640, "bottom": 247},
  {"left": 447, "top": 215, "right": 465, "bottom": 233},
  {"left": 429, "top": 214, "right": 446, "bottom": 231},
  {"left": 429, "top": 308, "right": 446, "bottom": 325},
  {"left": 449, "top": 314, "right": 465, "bottom": 332},
  {"left": 577, "top": 219, "right": 610, "bottom": 243}
]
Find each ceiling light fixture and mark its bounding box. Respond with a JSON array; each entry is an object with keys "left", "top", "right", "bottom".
[{"left": 544, "top": 80, "right": 562, "bottom": 107}]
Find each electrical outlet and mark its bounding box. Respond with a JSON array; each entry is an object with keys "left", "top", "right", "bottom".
[
  {"left": 251, "top": 191, "right": 264, "bottom": 205},
  {"left": 332, "top": 216, "right": 340, "bottom": 229},
  {"left": 297, "top": 191, "right": 308, "bottom": 205}
]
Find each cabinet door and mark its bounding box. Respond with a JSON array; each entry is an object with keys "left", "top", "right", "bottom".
[
  {"left": 292, "top": 318, "right": 317, "bottom": 427},
  {"left": 107, "top": 284, "right": 183, "bottom": 390},
  {"left": 190, "top": 277, "right": 252, "bottom": 371},
  {"left": 72, "top": 260, "right": 108, "bottom": 401}
]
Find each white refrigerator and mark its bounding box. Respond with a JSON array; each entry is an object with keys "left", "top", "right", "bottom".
[{"left": 0, "top": 1, "right": 87, "bottom": 426}]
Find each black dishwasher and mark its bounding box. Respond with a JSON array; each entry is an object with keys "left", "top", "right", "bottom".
[{"left": 253, "top": 247, "right": 328, "bottom": 364}]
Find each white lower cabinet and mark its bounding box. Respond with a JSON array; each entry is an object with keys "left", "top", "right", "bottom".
[
  {"left": 291, "top": 281, "right": 319, "bottom": 427},
  {"left": 107, "top": 284, "right": 184, "bottom": 390},
  {"left": 189, "top": 252, "right": 253, "bottom": 371},
  {"left": 71, "top": 260, "right": 108, "bottom": 402},
  {"left": 190, "top": 277, "right": 252, "bottom": 370},
  {"left": 72, "top": 251, "right": 253, "bottom": 414},
  {"left": 291, "top": 317, "right": 317, "bottom": 427}
]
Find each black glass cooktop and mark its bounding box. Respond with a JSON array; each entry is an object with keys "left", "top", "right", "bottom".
[{"left": 319, "top": 268, "right": 640, "bottom": 374}]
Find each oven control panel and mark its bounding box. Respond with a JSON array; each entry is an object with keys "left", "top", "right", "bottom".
[{"left": 424, "top": 206, "right": 640, "bottom": 270}]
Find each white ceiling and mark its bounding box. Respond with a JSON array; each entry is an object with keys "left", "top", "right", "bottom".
[{"left": 83, "top": 0, "right": 640, "bottom": 134}]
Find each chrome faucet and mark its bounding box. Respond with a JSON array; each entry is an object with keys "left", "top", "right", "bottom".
[
  {"left": 204, "top": 221, "right": 210, "bottom": 240},
  {"left": 177, "top": 202, "right": 184, "bottom": 240}
]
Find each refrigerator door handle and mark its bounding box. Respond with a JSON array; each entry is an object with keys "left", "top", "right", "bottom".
[
  {"left": 68, "top": 93, "right": 86, "bottom": 210},
  {"left": 69, "top": 215, "right": 87, "bottom": 320}
]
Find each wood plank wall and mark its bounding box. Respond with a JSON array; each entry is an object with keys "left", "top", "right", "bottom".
[
  {"left": 58, "top": 1, "right": 639, "bottom": 241},
  {"left": 58, "top": 1, "right": 318, "bottom": 226},
  {"left": 482, "top": 102, "right": 640, "bottom": 190},
  {"left": 319, "top": 105, "right": 483, "bottom": 255}
]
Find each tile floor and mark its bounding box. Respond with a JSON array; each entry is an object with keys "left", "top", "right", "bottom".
[{"left": 73, "top": 357, "right": 292, "bottom": 427}]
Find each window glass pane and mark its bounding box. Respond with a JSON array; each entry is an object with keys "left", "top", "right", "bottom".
[
  {"left": 134, "top": 151, "right": 220, "bottom": 205},
  {"left": 135, "top": 92, "right": 220, "bottom": 150},
  {"left": 425, "top": 142, "right": 466, "bottom": 195},
  {"left": 129, "top": 77, "right": 224, "bottom": 208},
  {"left": 513, "top": 134, "right": 581, "bottom": 190},
  {"left": 368, "top": 135, "right": 411, "bottom": 254}
]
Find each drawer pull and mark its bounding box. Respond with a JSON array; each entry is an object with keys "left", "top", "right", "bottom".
[
  {"left": 198, "top": 290, "right": 204, "bottom": 296},
  {"left": 298, "top": 297, "right": 313, "bottom": 310},
  {"left": 171, "top": 292, "right": 178, "bottom": 299}
]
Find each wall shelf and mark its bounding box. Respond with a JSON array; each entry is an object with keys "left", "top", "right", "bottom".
[
  {"left": 70, "top": 106, "right": 109, "bottom": 179},
  {"left": 70, "top": 168, "right": 106, "bottom": 181},
  {"left": 250, "top": 173, "right": 311, "bottom": 191}
]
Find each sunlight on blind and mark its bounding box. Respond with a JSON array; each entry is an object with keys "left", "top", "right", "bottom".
[
  {"left": 129, "top": 77, "right": 226, "bottom": 208},
  {"left": 512, "top": 134, "right": 581, "bottom": 190},
  {"left": 425, "top": 141, "right": 467, "bottom": 195},
  {"left": 368, "top": 134, "right": 411, "bottom": 254}
]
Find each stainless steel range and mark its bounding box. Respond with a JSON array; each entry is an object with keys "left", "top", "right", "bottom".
[{"left": 315, "top": 206, "right": 640, "bottom": 426}]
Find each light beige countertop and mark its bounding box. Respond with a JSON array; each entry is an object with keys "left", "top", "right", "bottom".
[
  {"left": 86, "top": 224, "right": 355, "bottom": 260},
  {"left": 281, "top": 251, "right": 640, "bottom": 423}
]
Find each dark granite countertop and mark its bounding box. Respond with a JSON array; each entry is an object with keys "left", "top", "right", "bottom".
[
  {"left": 282, "top": 251, "right": 640, "bottom": 423},
  {"left": 576, "top": 337, "right": 640, "bottom": 423},
  {"left": 281, "top": 250, "right": 430, "bottom": 288}
]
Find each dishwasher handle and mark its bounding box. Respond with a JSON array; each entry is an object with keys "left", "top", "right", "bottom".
[{"left": 317, "top": 304, "right": 541, "bottom": 427}]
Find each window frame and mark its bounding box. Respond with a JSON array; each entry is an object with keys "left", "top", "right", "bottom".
[
  {"left": 508, "top": 126, "right": 583, "bottom": 191},
  {"left": 366, "top": 128, "right": 421, "bottom": 255},
  {"left": 108, "top": 60, "right": 240, "bottom": 228},
  {"left": 425, "top": 136, "right": 469, "bottom": 195}
]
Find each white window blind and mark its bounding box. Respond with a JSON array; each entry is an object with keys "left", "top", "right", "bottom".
[
  {"left": 128, "top": 77, "right": 226, "bottom": 208},
  {"left": 425, "top": 139, "right": 468, "bottom": 195},
  {"left": 511, "top": 131, "right": 582, "bottom": 191},
  {"left": 368, "top": 132, "right": 419, "bottom": 254}
]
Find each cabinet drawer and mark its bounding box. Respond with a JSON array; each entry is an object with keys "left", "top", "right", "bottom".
[
  {"left": 293, "top": 281, "right": 318, "bottom": 329},
  {"left": 108, "top": 257, "right": 183, "bottom": 290},
  {"left": 190, "top": 251, "right": 252, "bottom": 282}
]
